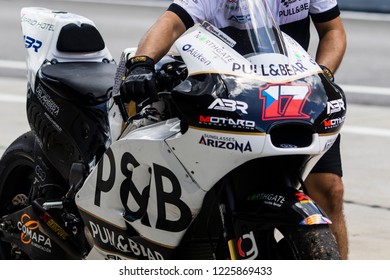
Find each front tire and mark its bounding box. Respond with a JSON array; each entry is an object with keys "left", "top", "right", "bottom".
[
  {"left": 0, "top": 131, "right": 36, "bottom": 259},
  {"left": 264, "top": 225, "right": 340, "bottom": 260}
]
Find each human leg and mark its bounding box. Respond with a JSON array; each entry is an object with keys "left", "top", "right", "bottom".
[
  {"left": 304, "top": 135, "right": 348, "bottom": 259},
  {"left": 305, "top": 172, "right": 348, "bottom": 259}
]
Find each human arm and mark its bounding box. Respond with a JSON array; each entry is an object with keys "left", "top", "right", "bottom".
[
  {"left": 313, "top": 16, "right": 346, "bottom": 74},
  {"left": 120, "top": 11, "right": 187, "bottom": 103},
  {"left": 134, "top": 10, "right": 187, "bottom": 62}
]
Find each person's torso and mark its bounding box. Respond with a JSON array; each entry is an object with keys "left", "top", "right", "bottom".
[{"left": 172, "top": 0, "right": 338, "bottom": 49}]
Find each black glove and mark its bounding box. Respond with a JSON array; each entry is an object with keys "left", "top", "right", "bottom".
[
  {"left": 120, "top": 55, "right": 159, "bottom": 103},
  {"left": 320, "top": 65, "right": 335, "bottom": 82}
]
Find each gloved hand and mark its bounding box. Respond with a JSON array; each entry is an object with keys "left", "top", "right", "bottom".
[
  {"left": 320, "top": 65, "right": 335, "bottom": 82},
  {"left": 120, "top": 55, "right": 159, "bottom": 103}
]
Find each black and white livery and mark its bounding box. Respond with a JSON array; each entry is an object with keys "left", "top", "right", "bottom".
[{"left": 0, "top": 1, "right": 344, "bottom": 260}]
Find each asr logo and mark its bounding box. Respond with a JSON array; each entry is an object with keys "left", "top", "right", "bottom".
[{"left": 24, "top": 35, "right": 42, "bottom": 53}]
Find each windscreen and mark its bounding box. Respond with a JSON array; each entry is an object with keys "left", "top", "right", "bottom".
[{"left": 218, "top": 0, "right": 286, "bottom": 56}]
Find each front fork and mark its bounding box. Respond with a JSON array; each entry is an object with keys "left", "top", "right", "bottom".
[{"left": 217, "top": 176, "right": 331, "bottom": 260}]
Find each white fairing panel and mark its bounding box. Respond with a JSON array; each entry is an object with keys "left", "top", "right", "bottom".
[
  {"left": 21, "top": 7, "right": 112, "bottom": 89},
  {"left": 76, "top": 120, "right": 208, "bottom": 247}
]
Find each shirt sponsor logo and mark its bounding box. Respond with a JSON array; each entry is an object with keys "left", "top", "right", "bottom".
[
  {"left": 281, "top": 0, "right": 298, "bottom": 8},
  {"left": 279, "top": 2, "right": 309, "bottom": 18},
  {"left": 228, "top": 14, "right": 251, "bottom": 24}
]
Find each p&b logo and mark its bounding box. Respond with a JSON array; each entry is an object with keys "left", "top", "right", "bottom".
[
  {"left": 94, "top": 148, "right": 192, "bottom": 233},
  {"left": 24, "top": 35, "right": 42, "bottom": 53}
]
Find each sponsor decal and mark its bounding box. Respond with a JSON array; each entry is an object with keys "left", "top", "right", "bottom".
[
  {"left": 295, "top": 193, "right": 332, "bottom": 225},
  {"left": 279, "top": 2, "right": 309, "bottom": 17},
  {"left": 199, "top": 134, "right": 253, "bottom": 153},
  {"left": 208, "top": 98, "right": 248, "bottom": 114},
  {"left": 35, "top": 83, "right": 60, "bottom": 117},
  {"left": 247, "top": 193, "right": 286, "bottom": 207},
  {"left": 35, "top": 164, "right": 46, "bottom": 182},
  {"left": 295, "top": 192, "right": 311, "bottom": 204},
  {"left": 323, "top": 138, "right": 336, "bottom": 152},
  {"left": 199, "top": 115, "right": 255, "bottom": 130},
  {"left": 194, "top": 33, "right": 235, "bottom": 63},
  {"left": 201, "top": 22, "right": 236, "bottom": 47},
  {"left": 260, "top": 84, "right": 311, "bottom": 120},
  {"left": 105, "top": 254, "right": 123, "bottom": 260},
  {"left": 182, "top": 44, "right": 211, "bottom": 66},
  {"left": 324, "top": 116, "right": 346, "bottom": 130},
  {"left": 232, "top": 62, "right": 309, "bottom": 76},
  {"left": 225, "top": 0, "right": 240, "bottom": 11},
  {"left": 24, "top": 35, "right": 42, "bottom": 53},
  {"left": 281, "top": 0, "right": 298, "bottom": 7},
  {"left": 327, "top": 98, "right": 345, "bottom": 114},
  {"left": 228, "top": 14, "right": 251, "bottom": 24},
  {"left": 17, "top": 213, "right": 52, "bottom": 253},
  {"left": 94, "top": 149, "right": 192, "bottom": 233},
  {"left": 300, "top": 214, "right": 331, "bottom": 225},
  {"left": 21, "top": 15, "right": 55, "bottom": 31},
  {"left": 40, "top": 212, "right": 70, "bottom": 240},
  {"left": 89, "top": 221, "right": 164, "bottom": 260},
  {"left": 237, "top": 231, "right": 259, "bottom": 259}
]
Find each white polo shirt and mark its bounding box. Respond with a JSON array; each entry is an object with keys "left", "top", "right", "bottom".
[{"left": 168, "top": 0, "right": 340, "bottom": 50}]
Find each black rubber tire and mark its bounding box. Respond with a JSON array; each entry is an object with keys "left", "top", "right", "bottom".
[
  {"left": 0, "top": 131, "right": 36, "bottom": 259},
  {"left": 269, "top": 225, "right": 341, "bottom": 260}
]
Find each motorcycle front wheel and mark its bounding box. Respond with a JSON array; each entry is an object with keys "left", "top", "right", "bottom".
[
  {"left": 258, "top": 224, "right": 341, "bottom": 260},
  {"left": 0, "top": 131, "right": 36, "bottom": 259}
]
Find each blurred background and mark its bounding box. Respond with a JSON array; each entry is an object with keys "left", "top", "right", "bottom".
[{"left": 338, "top": 0, "right": 390, "bottom": 13}]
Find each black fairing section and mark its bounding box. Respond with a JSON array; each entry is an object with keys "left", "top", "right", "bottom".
[
  {"left": 172, "top": 72, "right": 346, "bottom": 138},
  {"left": 26, "top": 62, "right": 116, "bottom": 182},
  {"left": 1, "top": 205, "right": 71, "bottom": 259}
]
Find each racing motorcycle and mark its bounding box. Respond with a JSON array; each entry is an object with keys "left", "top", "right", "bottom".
[{"left": 0, "top": 1, "right": 345, "bottom": 260}]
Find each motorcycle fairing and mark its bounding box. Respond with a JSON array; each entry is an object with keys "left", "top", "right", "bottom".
[
  {"left": 173, "top": 23, "right": 346, "bottom": 135},
  {"left": 231, "top": 183, "right": 331, "bottom": 260},
  {"left": 80, "top": 213, "right": 172, "bottom": 260},
  {"left": 234, "top": 186, "right": 330, "bottom": 226},
  {"left": 21, "top": 7, "right": 112, "bottom": 91},
  {"left": 0, "top": 205, "right": 70, "bottom": 259},
  {"left": 174, "top": 23, "right": 321, "bottom": 83},
  {"left": 76, "top": 119, "right": 208, "bottom": 253},
  {"left": 172, "top": 74, "right": 340, "bottom": 134}
]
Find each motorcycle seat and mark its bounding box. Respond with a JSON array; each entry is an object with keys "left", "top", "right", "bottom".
[{"left": 39, "top": 62, "right": 117, "bottom": 104}]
